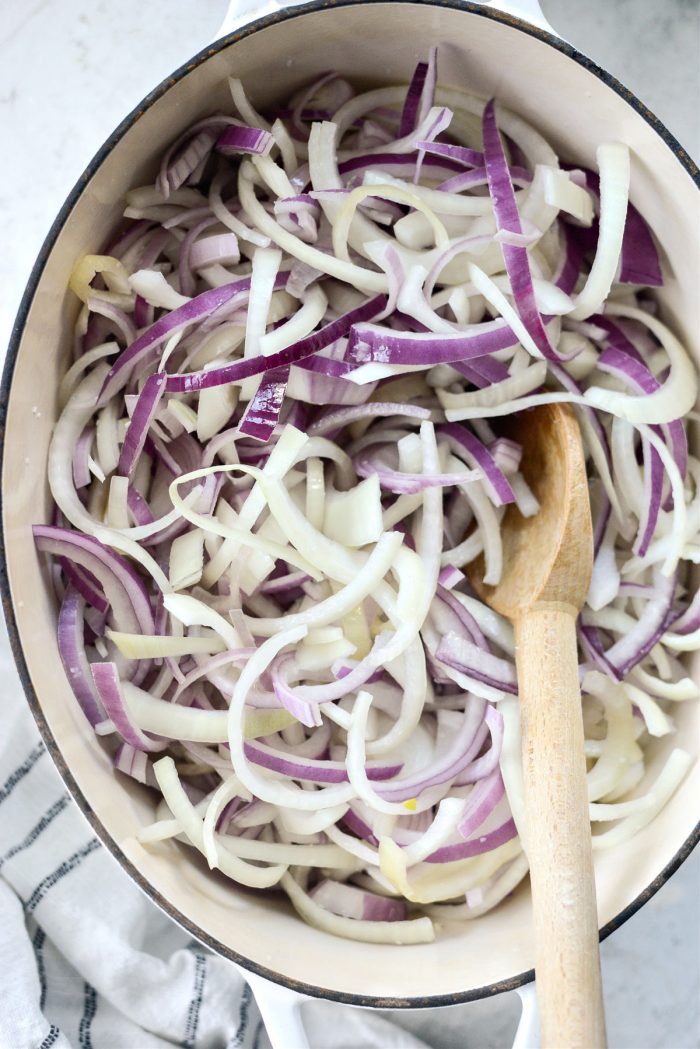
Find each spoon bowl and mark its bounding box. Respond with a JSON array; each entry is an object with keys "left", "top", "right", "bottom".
[{"left": 473, "top": 403, "right": 593, "bottom": 617}]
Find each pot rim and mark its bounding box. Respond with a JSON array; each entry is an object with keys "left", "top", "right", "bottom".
[{"left": 1, "top": 0, "right": 699, "bottom": 1010}]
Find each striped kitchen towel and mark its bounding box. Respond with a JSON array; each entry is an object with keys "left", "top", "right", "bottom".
[{"left": 0, "top": 617, "right": 428, "bottom": 1049}]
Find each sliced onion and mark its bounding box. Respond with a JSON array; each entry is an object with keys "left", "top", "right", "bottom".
[{"left": 38, "top": 51, "right": 697, "bottom": 947}]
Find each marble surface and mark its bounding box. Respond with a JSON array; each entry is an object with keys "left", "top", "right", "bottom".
[{"left": 0, "top": 1, "right": 698, "bottom": 1046}]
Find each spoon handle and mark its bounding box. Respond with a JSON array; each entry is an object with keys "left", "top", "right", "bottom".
[{"left": 516, "top": 603, "right": 607, "bottom": 1049}]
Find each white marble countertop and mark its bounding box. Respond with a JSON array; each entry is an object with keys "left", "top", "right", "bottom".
[{"left": 0, "top": 1, "right": 698, "bottom": 1046}]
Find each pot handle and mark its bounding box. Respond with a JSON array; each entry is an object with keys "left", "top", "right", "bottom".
[
  {"left": 244, "top": 968, "right": 538, "bottom": 1049},
  {"left": 214, "top": 0, "right": 561, "bottom": 40},
  {"left": 513, "top": 982, "right": 540, "bottom": 1049},
  {"left": 244, "top": 968, "right": 311, "bottom": 1049},
  {"left": 478, "top": 0, "right": 557, "bottom": 35},
  {"left": 215, "top": 0, "right": 310, "bottom": 38}
]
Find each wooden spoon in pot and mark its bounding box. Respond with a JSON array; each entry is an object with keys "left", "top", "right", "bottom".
[{"left": 470, "top": 403, "right": 607, "bottom": 1049}]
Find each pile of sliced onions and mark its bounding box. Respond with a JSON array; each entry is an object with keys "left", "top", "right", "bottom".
[{"left": 36, "top": 52, "right": 698, "bottom": 945}]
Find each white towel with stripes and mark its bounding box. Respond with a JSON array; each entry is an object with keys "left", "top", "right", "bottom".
[{"left": 0, "top": 618, "right": 430, "bottom": 1049}]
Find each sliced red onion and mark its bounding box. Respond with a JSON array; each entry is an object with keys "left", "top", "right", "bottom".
[
  {"left": 190, "top": 232, "right": 240, "bottom": 270},
  {"left": 436, "top": 633, "right": 517, "bottom": 694},
  {"left": 670, "top": 588, "right": 700, "bottom": 636},
  {"left": 453, "top": 356, "right": 511, "bottom": 388},
  {"left": 425, "top": 818, "right": 517, "bottom": 863},
  {"left": 482, "top": 99, "right": 558, "bottom": 361},
  {"left": 271, "top": 655, "right": 323, "bottom": 729},
  {"left": 127, "top": 486, "right": 155, "bottom": 528},
  {"left": 415, "top": 139, "right": 484, "bottom": 169},
  {"left": 592, "top": 489, "right": 612, "bottom": 557},
  {"left": 334, "top": 663, "right": 384, "bottom": 686},
  {"left": 603, "top": 572, "right": 679, "bottom": 677},
  {"left": 85, "top": 308, "right": 136, "bottom": 362},
  {"left": 108, "top": 217, "right": 152, "bottom": 258},
  {"left": 118, "top": 372, "right": 167, "bottom": 477},
  {"left": 453, "top": 704, "right": 505, "bottom": 784},
  {"left": 310, "top": 880, "right": 407, "bottom": 921},
  {"left": 579, "top": 622, "right": 618, "bottom": 678},
  {"left": 489, "top": 437, "right": 522, "bottom": 476},
  {"left": 289, "top": 72, "right": 352, "bottom": 139},
  {"left": 135, "top": 226, "right": 172, "bottom": 267},
  {"left": 58, "top": 557, "right": 109, "bottom": 614},
  {"left": 460, "top": 769, "right": 505, "bottom": 837},
  {"left": 377, "top": 699, "right": 488, "bottom": 801},
  {"left": 158, "top": 120, "right": 228, "bottom": 197},
  {"left": 133, "top": 295, "right": 150, "bottom": 329},
  {"left": 399, "top": 48, "right": 437, "bottom": 138},
  {"left": 411, "top": 105, "right": 452, "bottom": 148},
  {"left": 216, "top": 125, "right": 274, "bottom": 157},
  {"left": 57, "top": 587, "right": 104, "bottom": 726},
  {"left": 434, "top": 586, "right": 488, "bottom": 651},
  {"left": 113, "top": 742, "right": 157, "bottom": 786},
  {"left": 166, "top": 294, "right": 388, "bottom": 394},
  {"left": 356, "top": 118, "right": 395, "bottom": 148},
  {"left": 437, "top": 566, "right": 465, "bottom": 590},
  {"left": 144, "top": 435, "right": 177, "bottom": 475},
  {"left": 34, "top": 526, "right": 154, "bottom": 635},
  {"left": 341, "top": 806, "right": 379, "bottom": 846},
  {"left": 310, "top": 401, "right": 430, "bottom": 439},
  {"left": 286, "top": 259, "right": 323, "bottom": 298},
  {"left": 260, "top": 571, "right": 311, "bottom": 596},
  {"left": 279, "top": 721, "right": 332, "bottom": 761},
  {"left": 179, "top": 216, "right": 221, "bottom": 297},
  {"left": 239, "top": 366, "right": 290, "bottom": 443},
  {"left": 568, "top": 167, "right": 663, "bottom": 287},
  {"left": 290, "top": 360, "right": 375, "bottom": 407},
  {"left": 217, "top": 796, "right": 245, "bottom": 832},
  {"left": 274, "top": 197, "right": 320, "bottom": 242},
  {"left": 338, "top": 152, "right": 467, "bottom": 181},
  {"left": 437, "top": 165, "right": 531, "bottom": 194},
  {"left": 296, "top": 352, "right": 350, "bottom": 380},
  {"left": 99, "top": 273, "right": 289, "bottom": 404},
  {"left": 91, "top": 663, "right": 167, "bottom": 752},
  {"left": 439, "top": 423, "right": 516, "bottom": 506},
  {"left": 310, "top": 187, "right": 403, "bottom": 227},
  {"left": 346, "top": 317, "right": 519, "bottom": 367},
  {"left": 72, "top": 427, "right": 93, "bottom": 489},
  {"left": 618, "top": 204, "right": 663, "bottom": 286},
  {"left": 600, "top": 346, "right": 664, "bottom": 557},
  {"left": 554, "top": 225, "right": 585, "bottom": 295},
  {"left": 165, "top": 430, "right": 203, "bottom": 475},
  {"left": 596, "top": 316, "right": 687, "bottom": 485},
  {"left": 354, "top": 453, "right": 478, "bottom": 496},
  {"left": 244, "top": 741, "right": 401, "bottom": 784}
]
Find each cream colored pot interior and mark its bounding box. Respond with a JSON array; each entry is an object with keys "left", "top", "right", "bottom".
[{"left": 3, "top": 1, "right": 698, "bottom": 1004}]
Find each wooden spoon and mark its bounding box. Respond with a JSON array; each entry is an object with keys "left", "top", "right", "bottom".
[{"left": 470, "top": 403, "right": 607, "bottom": 1049}]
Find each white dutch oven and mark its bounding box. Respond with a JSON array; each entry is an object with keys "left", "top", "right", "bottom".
[{"left": 1, "top": 1, "right": 698, "bottom": 1046}]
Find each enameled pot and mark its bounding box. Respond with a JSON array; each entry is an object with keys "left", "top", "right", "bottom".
[{"left": 2, "top": 1, "right": 698, "bottom": 1045}]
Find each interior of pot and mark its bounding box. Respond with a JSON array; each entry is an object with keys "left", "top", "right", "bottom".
[{"left": 3, "top": 0, "right": 699, "bottom": 1006}]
